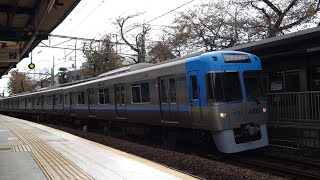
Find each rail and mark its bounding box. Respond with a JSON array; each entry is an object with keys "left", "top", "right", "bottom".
[{"left": 268, "top": 91, "right": 320, "bottom": 126}]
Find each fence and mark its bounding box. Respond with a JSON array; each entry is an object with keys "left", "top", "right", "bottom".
[{"left": 269, "top": 92, "right": 320, "bottom": 126}]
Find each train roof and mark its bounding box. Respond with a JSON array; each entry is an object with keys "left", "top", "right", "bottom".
[{"left": 1, "top": 50, "right": 257, "bottom": 100}]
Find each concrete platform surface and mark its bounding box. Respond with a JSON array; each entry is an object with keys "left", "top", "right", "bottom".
[{"left": 0, "top": 115, "right": 195, "bottom": 180}]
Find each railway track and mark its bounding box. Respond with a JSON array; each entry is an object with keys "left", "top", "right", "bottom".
[{"left": 229, "top": 154, "right": 320, "bottom": 179}]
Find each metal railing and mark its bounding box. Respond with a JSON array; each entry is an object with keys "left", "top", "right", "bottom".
[{"left": 269, "top": 92, "right": 320, "bottom": 125}]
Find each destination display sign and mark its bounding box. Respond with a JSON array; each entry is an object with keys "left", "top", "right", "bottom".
[
  {"left": 222, "top": 54, "right": 250, "bottom": 63},
  {"left": 0, "top": 49, "right": 20, "bottom": 62}
]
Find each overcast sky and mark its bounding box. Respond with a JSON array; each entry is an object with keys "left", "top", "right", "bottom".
[{"left": 0, "top": 0, "right": 203, "bottom": 95}]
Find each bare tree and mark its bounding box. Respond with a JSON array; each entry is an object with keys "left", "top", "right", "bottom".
[
  {"left": 241, "top": 0, "right": 320, "bottom": 37},
  {"left": 148, "top": 41, "right": 176, "bottom": 63},
  {"left": 82, "top": 35, "right": 122, "bottom": 76},
  {"left": 8, "top": 70, "right": 35, "bottom": 95},
  {"left": 115, "top": 13, "right": 151, "bottom": 63},
  {"left": 166, "top": 1, "right": 253, "bottom": 53}
]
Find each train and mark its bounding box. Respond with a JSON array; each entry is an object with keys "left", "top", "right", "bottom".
[{"left": 0, "top": 51, "right": 268, "bottom": 153}]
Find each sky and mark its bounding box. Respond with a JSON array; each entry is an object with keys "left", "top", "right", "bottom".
[{"left": 0, "top": 0, "right": 203, "bottom": 96}]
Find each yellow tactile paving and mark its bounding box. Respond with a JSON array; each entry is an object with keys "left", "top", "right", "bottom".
[{"left": 1, "top": 119, "right": 94, "bottom": 180}]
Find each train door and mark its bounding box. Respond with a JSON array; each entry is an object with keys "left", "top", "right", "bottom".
[
  {"left": 159, "top": 76, "right": 178, "bottom": 123},
  {"left": 87, "top": 88, "right": 95, "bottom": 118},
  {"left": 187, "top": 71, "right": 203, "bottom": 124},
  {"left": 114, "top": 84, "right": 126, "bottom": 119}
]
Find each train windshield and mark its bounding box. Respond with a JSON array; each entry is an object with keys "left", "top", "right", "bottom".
[
  {"left": 243, "top": 71, "right": 264, "bottom": 100},
  {"left": 206, "top": 72, "right": 242, "bottom": 103}
]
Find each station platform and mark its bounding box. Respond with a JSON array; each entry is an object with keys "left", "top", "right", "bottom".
[{"left": 0, "top": 115, "right": 195, "bottom": 180}]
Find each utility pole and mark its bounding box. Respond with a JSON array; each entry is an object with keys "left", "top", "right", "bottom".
[
  {"left": 74, "top": 39, "right": 77, "bottom": 81},
  {"left": 51, "top": 56, "right": 54, "bottom": 86},
  {"left": 137, "top": 23, "right": 146, "bottom": 63}
]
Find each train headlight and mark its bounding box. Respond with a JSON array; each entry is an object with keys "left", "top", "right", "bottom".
[
  {"left": 262, "top": 108, "right": 267, "bottom": 113},
  {"left": 220, "top": 112, "right": 227, "bottom": 118}
]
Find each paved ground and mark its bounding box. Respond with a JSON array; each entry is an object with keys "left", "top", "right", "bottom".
[{"left": 0, "top": 115, "right": 194, "bottom": 180}]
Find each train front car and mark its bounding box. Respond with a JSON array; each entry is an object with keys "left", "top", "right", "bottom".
[{"left": 186, "top": 51, "right": 268, "bottom": 153}]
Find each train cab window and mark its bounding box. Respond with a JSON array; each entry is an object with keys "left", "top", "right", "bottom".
[
  {"left": 169, "top": 78, "right": 176, "bottom": 103},
  {"left": 98, "top": 88, "right": 110, "bottom": 104},
  {"left": 190, "top": 75, "right": 199, "bottom": 99},
  {"left": 77, "top": 92, "right": 85, "bottom": 104},
  {"left": 161, "top": 79, "right": 168, "bottom": 103},
  {"left": 206, "top": 72, "right": 242, "bottom": 103}
]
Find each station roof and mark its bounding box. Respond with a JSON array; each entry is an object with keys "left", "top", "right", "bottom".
[
  {"left": 0, "top": 0, "right": 80, "bottom": 78},
  {"left": 224, "top": 26, "right": 320, "bottom": 59}
]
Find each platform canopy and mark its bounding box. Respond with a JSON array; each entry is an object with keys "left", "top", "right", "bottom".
[
  {"left": 224, "top": 26, "right": 320, "bottom": 60},
  {"left": 0, "top": 0, "right": 80, "bottom": 77}
]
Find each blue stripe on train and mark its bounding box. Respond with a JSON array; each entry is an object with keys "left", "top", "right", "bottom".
[{"left": 36, "top": 105, "right": 190, "bottom": 112}]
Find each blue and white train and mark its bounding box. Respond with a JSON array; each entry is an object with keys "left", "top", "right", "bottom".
[{"left": 0, "top": 51, "right": 269, "bottom": 153}]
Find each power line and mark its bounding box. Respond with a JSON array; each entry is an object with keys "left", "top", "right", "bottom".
[
  {"left": 69, "top": 1, "right": 105, "bottom": 33},
  {"left": 124, "top": 0, "right": 197, "bottom": 33}
]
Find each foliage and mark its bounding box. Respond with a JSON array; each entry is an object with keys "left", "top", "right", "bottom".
[
  {"left": 147, "top": 41, "right": 176, "bottom": 63},
  {"left": 82, "top": 35, "right": 122, "bottom": 76},
  {"left": 7, "top": 70, "right": 35, "bottom": 95}
]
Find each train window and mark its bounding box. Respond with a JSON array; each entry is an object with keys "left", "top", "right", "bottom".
[
  {"left": 161, "top": 79, "right": 168, "bottom": 103},
  {"left": 131, "top": 83, "right": 150, "bottom": 103},
  {"left": 243, "top": 71, "right": 264, "bottom": 100},
  {"left": 115, "top": 86, "right": 120, "bottom": 104},
  {"left": 169, "top": 78, "right": 176, "bottom": 103},
  {"left": 70, "top": 93, "right": 73, "bottom": 105},
  {"left": 206, "top": 72, "right": 242, "bottom": 103},
  {"left": 131, "top": 84, "right": 141, "bottom": 103},
  {"left": 41, "top": 97, "right": 45, "bottom": 106},
  {"left": 77, "top": 92, "right": 85, "bottom": 104},
  {"left": 121, "top": 86, "right": 125, "bottom": 104},
  {"left": 65, "top": 94, "right": 69, "bottom": 105},
  {"left": 191, "top": 76, "right": 199, "bottom": 99},
  {"left": 98, "top": 88, "right": 110, "bottom": 104},
  {"left": 141, "top": 83, "right": 150, "bottom": 102},
  {"left": 104, "top": 89, "right": 110, "bottom": 104},
  {"left": 59, "top": 95, "right": 63, "bottom": 105},
  {"left": 28, "top": 98, "right": 32, "bottom": 106},
  {"left": 47, "top": 96, "right": 52, "bottom": 105},
  {"left": 36, "top": 97, "right": 40, "bottom": 106}
]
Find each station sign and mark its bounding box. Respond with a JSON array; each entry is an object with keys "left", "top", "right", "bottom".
[{"left": 0, "top": 49, "right": 20, "bottom": 62}]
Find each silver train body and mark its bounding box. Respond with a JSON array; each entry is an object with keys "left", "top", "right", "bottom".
[{"left": 0, "top": 51, "right": 268, "bottom": 153}]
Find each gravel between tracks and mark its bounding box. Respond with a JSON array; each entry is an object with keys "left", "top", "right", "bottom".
[{"left": 46, "top": 124, "right": 283, "bottom": 180}]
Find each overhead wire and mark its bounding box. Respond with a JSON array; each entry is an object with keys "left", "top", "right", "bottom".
[{"left": 123, "top": 0, "right": 197, "bottom": 33}]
